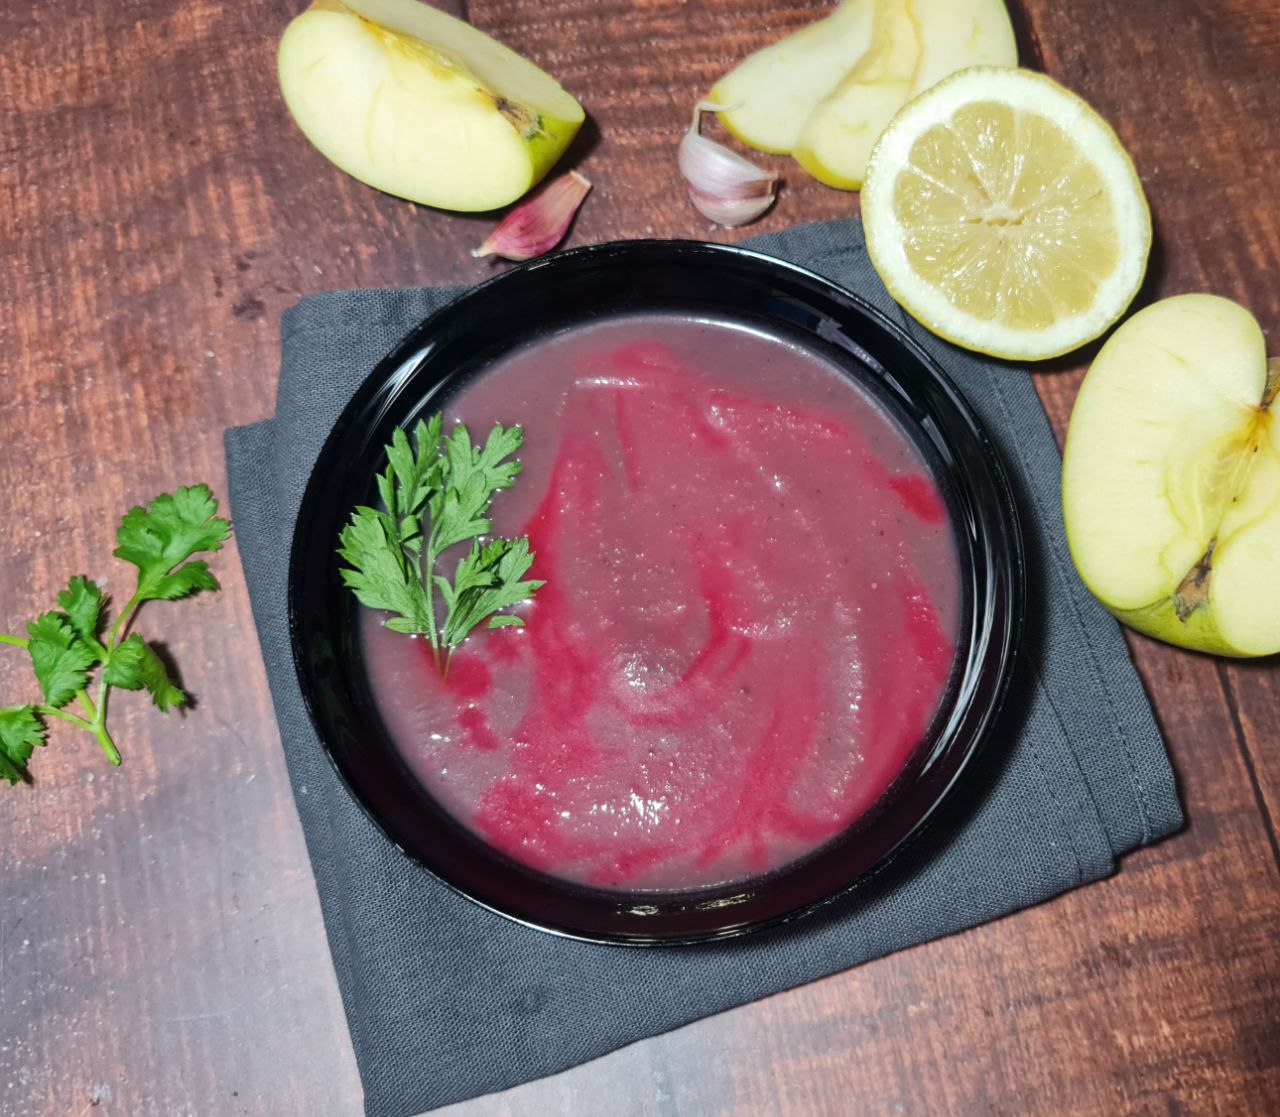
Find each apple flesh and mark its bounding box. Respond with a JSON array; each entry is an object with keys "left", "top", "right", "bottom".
[
  {"left": 791, "top": 0, "right": 1017, "bottom": 191},
  {"left": 1062, "top": 294, "right": 1280, "bottom": 657},
  {"left": 793, "top": 0, "right": 920, "bottom": 191},
  {"left": 907, "top": 0, "right": 1017, "bottom": 97},
  {"left": 711, "top": 0, "right": 875, "bottom": 155},
  {"left": 277, "top": 0, "right": 584, "bottom": 212}
]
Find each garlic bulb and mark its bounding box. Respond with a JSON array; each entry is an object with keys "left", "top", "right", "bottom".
[{"left": 679, "top": 101, "right": 777, "bottom": 227}]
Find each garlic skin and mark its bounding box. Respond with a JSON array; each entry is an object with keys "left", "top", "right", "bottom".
[
  {"left": 679, "top": 101, "right": 777, "bottom": 227},
  {"left": 473, "top": 171, "right": 592, "bottom": 262}
]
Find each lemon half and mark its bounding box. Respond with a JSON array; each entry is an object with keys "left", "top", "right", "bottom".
[{"left": 862, "top": 67, "right": 1151, "bottom": 361}]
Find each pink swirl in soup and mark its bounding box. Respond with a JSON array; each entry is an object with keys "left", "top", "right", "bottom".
[{"left": 361, "top": 315, "right": 961, "bottom": 891}]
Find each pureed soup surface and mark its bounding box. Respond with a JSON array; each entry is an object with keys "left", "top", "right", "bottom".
[{"left": 361, "top": 314, "right": 963, "bottom": 892}]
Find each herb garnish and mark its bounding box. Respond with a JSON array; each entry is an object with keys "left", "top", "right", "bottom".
[
  {"left": 338, "top": 415, "right": 544, "bottom": 670},
  {"left": 0, "top": 485, "right": 230, "bottom": 785}
]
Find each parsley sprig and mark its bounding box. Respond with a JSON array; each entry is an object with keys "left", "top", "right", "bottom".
[
  {"left": 0, "top": 485, "right": 230, "bottom": 785},
  {"left": 338, "top": 415, "right": 544, "bottom": 669}
]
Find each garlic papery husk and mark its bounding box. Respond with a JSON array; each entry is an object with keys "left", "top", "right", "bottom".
[
  {"left": 473, "top": 170, "right": 592, "bottom": 261},
  {"left": 679, "top": 100, "right": 777, "bottom": 227}
]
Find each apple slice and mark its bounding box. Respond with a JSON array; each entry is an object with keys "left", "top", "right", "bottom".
[
  {"left": 908, "top": 0, "right": 1017, "bottom": 96},
  {"left": 278, "top": 0, "right": 584, "bottom": 212},
  {"left": 1062, "top": 294, "right": 1280, "bottom": 657},
  {"left": 792, "top": 0, "right": 921, "bottom": 190},
  {"left": 710, "top": 0, "right": 876, "bottom": 155}
]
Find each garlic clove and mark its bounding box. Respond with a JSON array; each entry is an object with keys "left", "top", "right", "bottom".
[
  {"left": 685, "top": 185, "right": 776, "bottom": 227},
  {"left": 473, "top": 170, "right": 592, "bottom": 262},
  {"left": 679, "top": 100, "right": 778, "bottom": 227}
]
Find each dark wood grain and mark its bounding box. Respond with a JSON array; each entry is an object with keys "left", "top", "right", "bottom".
[{"left": 2, "top": 1, "right": 1278, "bottom": 1115}]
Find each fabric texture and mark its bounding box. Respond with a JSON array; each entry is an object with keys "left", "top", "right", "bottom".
[{"left": 225, "top": 220, "right": 1182, "bottom": 1117}]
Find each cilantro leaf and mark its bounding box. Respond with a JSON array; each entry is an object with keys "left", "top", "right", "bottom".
[
  {"left": 104, "top": 634, "right": 187, "bottom": 712},
  {"left": 26, "top": 612, "right": 100, "bottom": 708},
  {"left": 0, "top": 707, "right": 45, "bottom": 784},
  {"left": 113, "top": 484, "right": 231, "bottom": 601},
  {"left": 2, "top": 484, "right": 227, "bottom": 786},
  {"left": 57, "top": 575, "right": 107, "bottom": 656}
]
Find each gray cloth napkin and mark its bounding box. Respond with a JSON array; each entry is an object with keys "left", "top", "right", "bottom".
[{"left": 225, "top": 220, "right": 1182, "bottom": 1117}]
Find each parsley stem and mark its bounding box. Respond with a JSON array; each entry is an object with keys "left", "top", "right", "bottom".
[
  {"left": 0, "top": 633, "right": 28, "bottom": 650},
  {"left": 423, "top": 543, "right": 441, "bottom": 667}
]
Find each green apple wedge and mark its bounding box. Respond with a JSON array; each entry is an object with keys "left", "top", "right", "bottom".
[
  {"left": 710, "top": 0, "right": 875, "bottom": 155},
  {"left": 1062, "top": 294, "right": 1280, "bottom": 657},
  {"left": 907, "top": 0, "right": 1017, "bottom": 96},
  {"left": 278, "top": 0, "right": 584, "bottom": 212},
  {"left": 792, "top": 0, "right": 920, "bottom": 190}
]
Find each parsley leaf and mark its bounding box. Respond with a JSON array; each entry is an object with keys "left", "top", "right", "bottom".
[
  {"left": 113, "top": 484, "right": 230, "bottom": 601},
  {"left": 338, "top": 508, "right": 433, "bottom": 634},
  {"left": 438, "top": 537, "right": 544, "bottom": 648},
  {"left": 0, "top": 707, "right": 45, "bottom": 785},
  {"left": 337, "top": 418, "right": 444, "bottom": 636},
  {"left": 338, "top": 417, "right": 543, "bottom": 664},
  {"left": 27, "top": 612, "right": 100, "bottom": 708},
  {"left": 431, "top": 424, "right": 524, "bottom": 553},
  {"left": 104, "top": 634, "right": 187, "bottom": 712}
]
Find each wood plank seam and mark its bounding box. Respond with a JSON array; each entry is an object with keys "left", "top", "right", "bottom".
[{"left": 1218, "top": 660, "right": 1280, "bottom": 876}]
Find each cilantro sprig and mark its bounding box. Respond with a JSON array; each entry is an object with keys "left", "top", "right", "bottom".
[
  {"left": 338, "top": 416, "right": 544, "bottom": 670},
  {"left": 0, "top": 485, "right": 230, "bottom": 785}
]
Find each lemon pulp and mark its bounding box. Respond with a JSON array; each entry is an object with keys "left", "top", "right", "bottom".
[{"left": 893, "top": 102, "right": 1120, "bottom": 331}]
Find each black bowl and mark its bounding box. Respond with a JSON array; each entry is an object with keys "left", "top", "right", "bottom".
[{"left": 288, "top": 240, "right": 1023, "bottom": 945}]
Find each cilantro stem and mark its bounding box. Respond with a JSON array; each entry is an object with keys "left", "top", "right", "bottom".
[
  {"left": 76, "top": 687, "right": 100, "bottom": 723},
  {"left": 0, "top": 633, "right": 28, "bottom": 649},
  {"left": 107, "top": 592, "right": 144, "bottom": 650},
  {"left": 69, "top": 687, "right": 119, "bottom": 765},
  {"left": 37, "top": 705, "right": 95, "bottom": 732},
  {"left": 28, "top": 692, "right": 120, "bottom": 766},
  {"left": 94, "top": 725, "right": 121, "bottom": 766}
]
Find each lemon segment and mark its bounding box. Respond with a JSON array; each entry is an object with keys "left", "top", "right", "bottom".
[{"left": 863, "top": 67, "right": 1151, "bottom": 360}]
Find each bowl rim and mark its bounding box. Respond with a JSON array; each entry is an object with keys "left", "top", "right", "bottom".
[{"left": 287, "top": 237, "right": 1025, "bottom": 945}]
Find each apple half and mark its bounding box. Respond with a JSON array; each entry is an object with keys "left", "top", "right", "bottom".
[
  {"left": 1062, "top": 294, "right": 1280, "bottom": 657},
  {"left": 278, "top": 0, "right": 584, "bottom": 212}
]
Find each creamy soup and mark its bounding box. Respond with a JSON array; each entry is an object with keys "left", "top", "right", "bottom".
[{"left": 361, "top": 314, "right": 962, "bottom": 891}]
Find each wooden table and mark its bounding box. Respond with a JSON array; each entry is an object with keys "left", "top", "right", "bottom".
[{"left": 3, "top": 1, "right": 1278, "bottom": 1113}]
